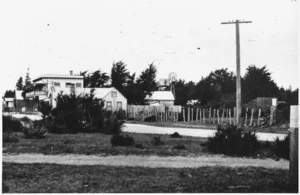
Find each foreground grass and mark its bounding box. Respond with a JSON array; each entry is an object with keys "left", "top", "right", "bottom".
[
  {"left": 2, "top": 162, "right": 293, "bottom": 193},
  {"left": 127, "top": 121, "right": 289, "bottom": 134},
  {"left": 3, "top": 132, "right": 208, "bottom": 157}
]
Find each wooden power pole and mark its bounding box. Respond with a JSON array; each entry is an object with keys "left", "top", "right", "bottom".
[{"left": 221, "top": 20, "right": 252, "bottom": 127}]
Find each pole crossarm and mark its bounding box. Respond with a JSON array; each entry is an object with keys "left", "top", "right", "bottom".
[{"left": 221, "top": 20, "right": 252, "bottom": 25}]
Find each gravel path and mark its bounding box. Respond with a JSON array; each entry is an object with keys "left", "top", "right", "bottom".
[
  {"left": 123, "top": 123, "right": 287, "bottom": 141},
  {"left": 3, "top": 153, "right": 288, "bottom": 169}
]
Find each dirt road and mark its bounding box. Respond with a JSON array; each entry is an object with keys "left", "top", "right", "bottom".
[{"left": 3, "top": 153, "right": 288, "bottom": 169}]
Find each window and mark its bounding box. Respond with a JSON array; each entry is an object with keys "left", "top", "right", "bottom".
[
  {"left": 65, "top": 83, "right": 74, "bottom": 88},
  {"left": 106, "top": 101, "right": 112, "bottom": 111},
  {"left": 54, "top": 82, "right": 60, "bottom": 87},
  {"left": 76, "top": 83, "right": 82, "bottom": 88},
  {"left": 117, "top": 101, "right": 122, "bottom": 110},
  {"left": 111, "top": 91, "right": 117, "bottom": 97}
]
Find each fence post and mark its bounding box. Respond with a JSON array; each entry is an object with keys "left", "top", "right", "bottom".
[
  {"left": 258, "top": 109, "right": 261, "bottom": 127},
  {"left": 183, "top": 108, "right": 185, "bottom": 122},
  {"left": 203, "top": 109, "right": 206, "bottom": 124},
  {"left": 270, "top": 106, "right": 276, "bottom": 126},
  {"left": 209, "top": 107, "right": 212, "bottom": 124},
  {"left": 250, "top": 108, "right": 254, "bottom": 126},
  {"left": 289, "top": 105, "right": 298, "bottom": 191},
  {"left": 229, "top": 109, "right": 232, "bottom": 125},
  {"left": 221, "top": 109, "right": 225, "bottom": 125},
  {"left": 196, "top": 108, "right": 199, "bottom": 122},
  {"left": 217, "top": 109, "right": 220, "bottom": 125},
  {"left": 188, "top": 107, "right": 190, "bottom": 122},
  {"left": 199, "top": 109, "right": 202, "bottom": 123},
  {"left": 245, "top": 107, "right": 248, "bottom": 127},
  {"left": 191, "top": 108, "right": 194, "bottom": 122},
  {"left": 213, "top": 109, "right": 216, "bottom": 124}
]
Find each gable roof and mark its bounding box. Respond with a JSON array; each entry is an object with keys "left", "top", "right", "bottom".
[
  {"left": 33, "top": 74, "right": 83, "bottom": 82},
  {"left": 145, "top": 91, "right": 175, "bottom": 101},
  {"left": 77, "top": 87, "right": 126, "bottom": 100}
]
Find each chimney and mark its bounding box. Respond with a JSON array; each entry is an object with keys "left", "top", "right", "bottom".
[{"left": 70, "top": 70, "right": 73, "bottom": 76}]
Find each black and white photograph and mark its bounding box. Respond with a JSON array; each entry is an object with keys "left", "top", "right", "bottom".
[{"left": 1, "top": 0, "right": 299, "bottom": 193}]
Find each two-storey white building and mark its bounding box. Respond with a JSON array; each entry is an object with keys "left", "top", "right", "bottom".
[{"left": 26, "top": 71, "right": 127, "bottom": 111}]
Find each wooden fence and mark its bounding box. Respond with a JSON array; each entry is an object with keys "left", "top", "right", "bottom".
[
  {"left": 127, "top": 105, "right": 182, "bottom": 122},
  {"left": 181, "top": 106, "right": 278, "bottom": 127}
]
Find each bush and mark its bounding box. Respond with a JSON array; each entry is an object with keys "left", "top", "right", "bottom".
[
  {"left": 3, "top": 116, "right": 22, "bottom": 132},
  {"left": 144, "top": 115, "right": 156, "bottom": 122},
  {"left": 3, "top": 132, "right": 19, "bottom": 143},
  {"left": 151, "top": 136, "right": 165, "bottom": 146},
  {"left": 272, "top": 135, "right": 289, "bottom": 160},
  {"left": 21, "top": 119, "right": 47, "bottom": 139},
  {"left": 135, "top": 143, "right": 145, "bottom": 149},
  {"left": 173, "top": 144, "right": 186, "bottom": 150},
  {"left": 170, "top": 132, "right": 182, "bottom": 138},
  {"left": 206, "top": 125, "right": 260, "bottom": 156},
  {"left": 111, "top": 134, "right": 135, "bottom": 146},
  {"left": 102, "top": 115, "right": 124, "bottom": 135}
]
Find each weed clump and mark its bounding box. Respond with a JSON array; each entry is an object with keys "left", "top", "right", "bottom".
[
  {"left": 144, "top": 115, "right": 156, "bottom": 122},
  {"left": 111, "top": 134, "right": 135, "bottom": 146},
  {"left": 170, "top": 132, "right": 182, "bottom": 138},
  {"left": 151, "top": 136, "right": 165, "bottom": 146},
  {"left": 272, "top": 135, "right": 289, "bottom": 160}
]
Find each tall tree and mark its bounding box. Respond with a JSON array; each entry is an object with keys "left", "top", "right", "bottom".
[
  {"left": 80, "top": 70, "right": 109, "bottom": 87},
  {"left": 136, "top": 63, "right": 157, "bottom": 100},
  {"left": 90, "top": 70, "right": 109, "bottom": 87},
  {"left": 111, "top": 61, "right": 130, "bottom": 93},
  {"left": 4, "top": 90, "right": 15, "bottom": 98},
  {"left": 24, "top": 68, "right": 32, "bottom": 87},
  {"left": 16, "top": 76, "right": 24, "bottom": 90},
  {"left": 242, "top": 65, "right": 279, "bottom": 103}
]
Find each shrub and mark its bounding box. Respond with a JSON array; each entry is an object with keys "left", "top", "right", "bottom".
[
  {"left": 173, "top": 144, "right": 186, "bottom": 150},
  {"left": 21, "top": 119, "right": 47, "bottom": 139},
  {"left": 102, "top": 115, "right": 124, "bottom": 135},
  {"left": 144, "top": 115, "right": 156, "bottom": 122},
  {"left": 135, "top": 143, "right": 145, "bottom": 149},
  {"left": 151, "top": 136, "right": 165, "bottom": 146},
  {"left": 272, "top": 135, "right": 289, "bottom": 160},
  {"left": 206, "top": 125, "right": 260, "bottom": 156},
  {"left": 3, "top": 115, "right": 22, "bottom": 132},
  {"left": 111, "top": 134, "right": 135, "bottom": 146},
  {"left": 3, "top": 132, "right": 19, "bottom": 143},
  {"left": 170, "top": 132, "right": 182, "bottom": 138}
]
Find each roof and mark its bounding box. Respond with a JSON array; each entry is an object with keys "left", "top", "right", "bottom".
[
  {"left": 77, "top": 87, "right": 115, "bottom": 99},
  {"left": 15, "top": 90, "right": 23, "bottom": 100},
  {"left": 145, "top": 91, "right": 175, "bottom": 101},
  {"left": 33, "top": 74, "right": 83, "bottom": 82}
]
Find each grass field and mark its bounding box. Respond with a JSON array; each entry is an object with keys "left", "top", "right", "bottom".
[
  {"left": 3, "top": 132, "right": 208, "bottom": 157},
  {"left": 2, "top": 163, "right": 293, "bottom": 193},
  {"left": 127, "top": 120, "right": 289, "bottom": 134}
]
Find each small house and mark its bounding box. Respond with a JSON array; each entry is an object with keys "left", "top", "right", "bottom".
[
  {"left": 78, "top": 87, "right": 127, "bottom": 112},
  {"left": 144, "top": 91, "right": 175, "bottom": 106}
]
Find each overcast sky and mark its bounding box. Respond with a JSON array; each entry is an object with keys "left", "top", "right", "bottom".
[{"left": 0, "top": 0, "right": 298, "bottom": 93}]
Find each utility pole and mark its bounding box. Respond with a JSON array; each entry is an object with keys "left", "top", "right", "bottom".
[{"left": 221, "top": 20, "right": 252, "bottom": 127}]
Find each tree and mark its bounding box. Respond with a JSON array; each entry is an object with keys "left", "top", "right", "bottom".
[
  {"left": 25, "top": 68, "right": 32, "bottom": 87},
  {"left": 16, "top": 77, "right": 24, "bottom": 90},
  {"left": 90, "top": 70, "right": 109, "bottom": 87},
  {"left": 174, "top": 79, "right": 196, "bottom": 106},
  {"left": 111, "top": 61, "right": 130, "bottom": 93},
  {"left": 136, "top": 63, "right": 157, "bottom": 101},
  {"left": 4, "top": 90, "right": 15, "bottom": 98},
  {"left": 242, "top": 65, "right": 279, "bottom": 103},
  {"left": 80, "top": 70, "right": 109, "bottom": 88}
]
